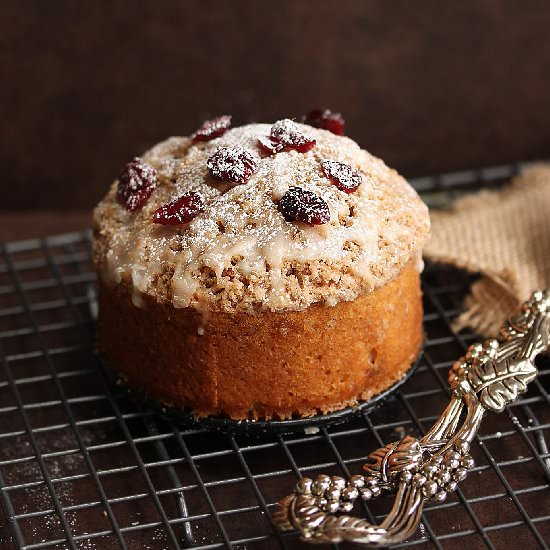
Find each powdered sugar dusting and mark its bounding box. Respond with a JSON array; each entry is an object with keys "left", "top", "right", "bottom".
[{"left": 94, "top": 122, "right": 430, "bottom": 313}]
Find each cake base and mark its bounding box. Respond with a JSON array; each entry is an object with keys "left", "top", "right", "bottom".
[
  {"left": 97, "top": 260, "right": 423, "bottom": 420},
  {"left": 101, "top": 353, "right": 421, "bottom": 435}
]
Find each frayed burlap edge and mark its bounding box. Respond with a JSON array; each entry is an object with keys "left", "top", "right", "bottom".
[{"left": 424, "top": 164, "right": 550, "bottom": 338}]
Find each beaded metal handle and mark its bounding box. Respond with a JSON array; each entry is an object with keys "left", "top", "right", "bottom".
[{"left": 274, "top": 289, "right": 550, "bottom": 546}]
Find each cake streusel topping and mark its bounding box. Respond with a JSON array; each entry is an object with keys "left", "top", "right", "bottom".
[{"left": 93, "top": 121, "right": 430, "bottom": 312}]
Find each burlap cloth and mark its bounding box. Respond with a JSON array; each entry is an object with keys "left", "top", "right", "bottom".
[{"left": 423, "top": 164, "right": 550, "bottom": 337}]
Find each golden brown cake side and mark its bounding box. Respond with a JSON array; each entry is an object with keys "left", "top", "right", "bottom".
[{"left": 97, "top": 259, "right": 422, "bottom": 420}]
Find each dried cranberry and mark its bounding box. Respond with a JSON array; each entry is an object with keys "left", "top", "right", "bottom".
[
  {"left": 321, "top": 159, "right": 362, "bottom": 193},
  {"left": 301, "top": 109, "right": 345, "bottom": 136},
  {"left": 117, "top": 157, "right": 158, "bottom": 212},
  {"left": 191, "top": 115, "right": 232, "bottom": 142},
  {"left": 207, "top": 145, "right": 258, "bottom": 184},
  {"left": 278, "top": 187, "right": 330, "bottom": 225},
  {"left": 269, "top": 119, "right": 316, "bottom": 153},
  {"left": 257, "top": 135, "right": 285, "bottom": 155},
  {"left": 152, "top": 192, "right": 204, "bottom": 225}
]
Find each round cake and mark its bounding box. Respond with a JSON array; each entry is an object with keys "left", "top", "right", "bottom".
[{"left": 93, "top": 113, "right": 430, "bottom": 420}]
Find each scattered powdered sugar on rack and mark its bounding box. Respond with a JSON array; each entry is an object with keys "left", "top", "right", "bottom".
[
  {"left": 93, "top": 122, "right": 429, "bottom": 313},
  {"left": 2, "top": 428, "right": 102, "bottom": 546},
  {"left": 2, "top": 425, "right": 169, "bottom": 548}
]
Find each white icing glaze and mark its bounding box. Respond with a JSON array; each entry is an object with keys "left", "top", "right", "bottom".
[{"left": 94, "top": 123, "right": 430, "bottom": 313}]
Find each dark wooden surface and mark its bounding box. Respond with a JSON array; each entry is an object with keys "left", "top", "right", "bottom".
[
  {"left": 1, "top": 0, "right": 550, "bottom": 218},
  {"left": 0, "top": 210, "right": 90, "bottom": 242}
]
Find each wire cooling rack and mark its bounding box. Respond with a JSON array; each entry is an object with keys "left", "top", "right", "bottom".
[{"left": 0, "top": 163, "right": 549, "bottom": 550}]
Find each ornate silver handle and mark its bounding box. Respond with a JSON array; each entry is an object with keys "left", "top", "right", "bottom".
[{"left": 274, "top": 289, "right": 550, "bottom": 546}]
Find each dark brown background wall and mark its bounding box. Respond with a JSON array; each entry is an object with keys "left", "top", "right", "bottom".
[{"left": 1, "top": 0, "right": 550, "bottom": 215}]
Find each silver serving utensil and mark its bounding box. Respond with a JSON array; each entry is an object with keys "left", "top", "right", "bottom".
[{"left": 274, "top": 289, "right": 550, "bottom": 546}]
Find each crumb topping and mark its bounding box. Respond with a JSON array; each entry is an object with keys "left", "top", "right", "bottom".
[{"left": 93, "top": 122, "right": 430, "bottom": 312}]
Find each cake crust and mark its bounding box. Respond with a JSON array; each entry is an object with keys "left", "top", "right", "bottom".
[{"left": 97, "top": 260, "right": 422, "bottom": 420}]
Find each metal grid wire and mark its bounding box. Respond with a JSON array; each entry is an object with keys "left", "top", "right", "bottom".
[{"left": 0, "top": 163, "right": 549, "bottom": 549}]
